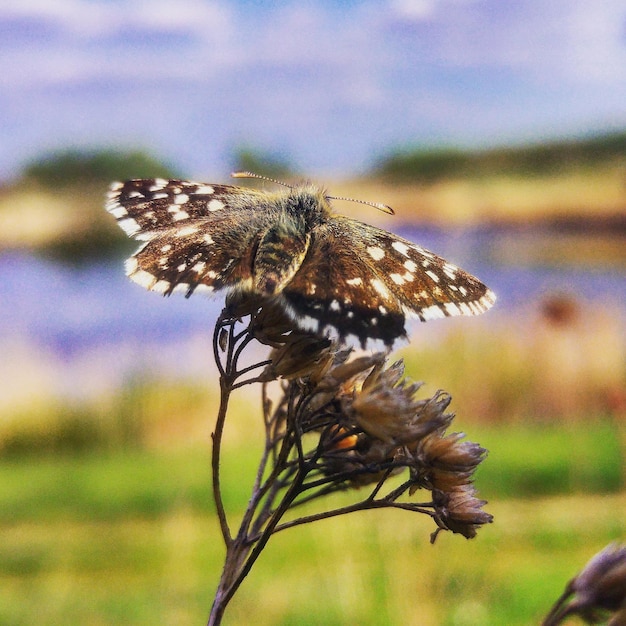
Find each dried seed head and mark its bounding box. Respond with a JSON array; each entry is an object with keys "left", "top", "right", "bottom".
[
  {"left": 543, "top": 543, "right": 626, "bottom": 626},
  {"left": 319, "top": 426, "right": 401, "bottom": 487},
  {"left": 353, "top": 378, "right": 451, "bottom": 447},
  {"left": 251, "top": 305, "right": 297, "bottom": 346},
  {"left": 327, "top": 353, "right": 386, "bottom": 387},
  {"left": 570, "top": 543, "right": 626, "bottom": 616},
  {"left": 420, "top": 432, "right": 487, "bottom": 473},
  {"left": 269, "top": 335, "right": 334, "bottom": 381},
  {"left": 432, "top": 484, "right": 493, "bottom": 540},
  {"left": 225, "top": 292, "right": 295, "bottom": 346}
]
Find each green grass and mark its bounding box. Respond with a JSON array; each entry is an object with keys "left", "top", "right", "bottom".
[
  {"left": 474, "top": 419, "right": 623, "bottom": 497},
  {"left": 0, "top": 419, "right": 621, "bottom": 523},
  {"left": 0, "top": 420, "right": 623, "bottom": 625}
]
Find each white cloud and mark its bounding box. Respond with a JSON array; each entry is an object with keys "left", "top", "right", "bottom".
[
  {"left": 389, "top": 0, "right": 437, "bottom": 21},
  {"left": 0, "top": 0, "right": 625, "bottom": 179},
  {"left": 383, "top": 0, "right": 626, "bottom": 85},
  {"left": 0, "top": 0, "right": 232, "bottom": 38},
  {"left": 0, "top": 0, "right": 236, "bottom": 89}
]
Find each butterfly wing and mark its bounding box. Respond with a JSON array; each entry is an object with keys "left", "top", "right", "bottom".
[
  {"left": 282, "top": 216, "right": 495, "bottom": 345},
  {"left": 106, "top": 179, "right": 271, "bottom": 239},
  {"left": 107, "top": 179, "right": 495, "bottom": 344},
  {"left": 106, "top": 179, "right": 275, "bottom": 296}
]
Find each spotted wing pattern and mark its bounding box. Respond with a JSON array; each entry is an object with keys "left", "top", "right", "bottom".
[
  {"left": 282, "top": 217, "right": 495, "bottom": 344},
  {"left": 106, "top": 178, "right": 495, "bottom": 345}
]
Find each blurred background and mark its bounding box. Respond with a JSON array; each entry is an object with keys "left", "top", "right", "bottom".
[{"left": 0, "top": 1, "right": 624, "bottom": 624}]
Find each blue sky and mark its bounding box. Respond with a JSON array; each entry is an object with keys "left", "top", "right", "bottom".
[{"left": 1, "top": 0, "right": 626, "bottom": 180}]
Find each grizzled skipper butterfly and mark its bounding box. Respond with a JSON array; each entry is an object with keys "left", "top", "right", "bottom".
[{"left": 106, "top": 172, "right": 495, "bottom": 345}]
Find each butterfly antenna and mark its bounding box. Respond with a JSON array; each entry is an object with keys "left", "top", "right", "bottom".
[
  {"left": 231, "top": 171, "right": 293, "bottom": 188},
  {"left": 232, "top": 172, "right": 395, "bottom": 215},
  {"left": 328, "top": 195, "right": 395, "bottom": 216}
]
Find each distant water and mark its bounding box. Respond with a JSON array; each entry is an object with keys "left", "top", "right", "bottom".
[{"left": 0, "top": 226, "right": 624, "bottom": 401}]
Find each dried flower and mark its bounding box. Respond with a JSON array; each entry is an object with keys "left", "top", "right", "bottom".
[
  {"left": 352, "top": 363, "right": 449, "bottom": 447},
  {"left": 431, "top": 484, "right": 493, "bottom": 540},
  {"left": 543, "top": 542, "right": 626, "bottom": 625},
  {"left": 269, "top": 335, "right": 335, "bottom": 381},
  {"left": 225, "top": 292, "right": 294, "bottom": 346},
  {"left": 208, "top": 307, "right": 494, "bottom": 623}
]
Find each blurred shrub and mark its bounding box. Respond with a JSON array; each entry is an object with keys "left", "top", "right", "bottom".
[
  {"left": 375, "top": 148, "right": 471, "bottom": 183},
  {"left": 0, "top": 402, "right": 145, "bottom": 458},
  {"left": 22, "top": 149, "right": 179, "bottom": 188},
  {"left": 232, "top": 146, "right": 295, "bottom": 180},
  {"left": 3, "top": 148, "right": 181, "bottom": 263},
  {"left": 0, "top": 379, "right": 223, "bottom": 458},
  {"left": 375, "top": 130, "right": 626, "bottom": 182}
]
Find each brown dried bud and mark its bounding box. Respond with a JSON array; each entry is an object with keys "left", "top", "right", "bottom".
[
  {"left": 353, "top": 381, "right": 451, "bottom": 447},
  {"left": 420, "top": 432, "right": 487, "bottom": 472},
  {"left": 327, "top": 353, "right": 385, "bottom": 387},
  {"left": 269, "top": 335, "right": 334, "bottom": 381},
  {"left": 571, "top": 543, "right": 626, "bottom": 613},
  {"left": 432, "top": 484, "right": 493, "bottom": 540},
  {"left": 543, "top": 543, "right": 626, "bottom": 625}
]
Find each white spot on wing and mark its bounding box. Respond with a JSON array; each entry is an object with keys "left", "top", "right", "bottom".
[
  {"left": 149, "top": 178, "right": 168, "bottom": 191},
  {"left": 125, "top": 257, "right": 138, "bottom": 273},
  {"left": 297, "top": 315, "right": 319, "bottom": 332},
  {"left": 172, "top": 282, "right": 190, "bottom": 294},
  {"left": 420, "top": 304, "right": 446, "bottom": 320},
  {"left": 174, "top": 225, "right": 199, "bottom": 237},
  {"left": 153, "top": 280, "right": 171, "bottom": 294},
  {"left": 370, "top": 278, "right": 390, "bottom": 299},
  {"left": 129, "top": 269, "right": 158, "bottom": 290},
  {"left": 110, "top": 206, "right": 128, "bottom": 218},
  {"left": 367, "top": 246, "right": 385, "bottom": 261},
  {"left": 392, "top": 241, "right": 409, "bottom": 256},
  {"left": 443, "top": 263, "right": 458, "bottom": 280},
  {"left": 207, "top": 199, "right": 225, "bottom": 211},
  {"left": 116, "top": 217, "right": 140, "bottom": 236}
]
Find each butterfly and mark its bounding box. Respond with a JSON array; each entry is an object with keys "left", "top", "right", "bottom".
[{"left": 106, "top": 173, "right": 495, "bottom": 346}]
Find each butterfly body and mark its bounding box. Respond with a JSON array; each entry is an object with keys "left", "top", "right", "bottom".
[{"left": 107, "top": 177, "right": 495, "bottom": 346}]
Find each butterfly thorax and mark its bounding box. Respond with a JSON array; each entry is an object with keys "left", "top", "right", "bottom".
[{"left": 251, "top": 186, "right": 331, "bottom": 296}]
